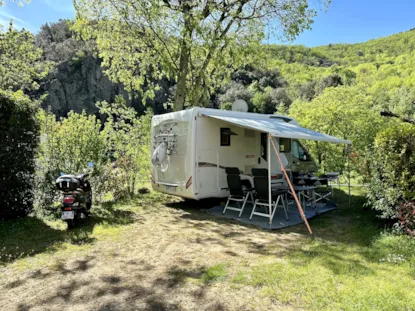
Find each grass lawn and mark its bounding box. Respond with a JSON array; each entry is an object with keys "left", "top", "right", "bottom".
[{"left": 1, "top": 187, "right": 415, "bottom": 311}]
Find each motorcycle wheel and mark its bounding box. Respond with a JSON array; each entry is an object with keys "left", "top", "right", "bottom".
[
  {"left": 66, "top": 218, "right": 77, "bottom": 229},
  {"left": 86, "top": 192, "right": 92, "bottom": 211}
]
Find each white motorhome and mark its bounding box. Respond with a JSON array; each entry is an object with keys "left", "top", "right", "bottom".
[{"left": 150, "top": 107, "right": 350, "bottom": 200}]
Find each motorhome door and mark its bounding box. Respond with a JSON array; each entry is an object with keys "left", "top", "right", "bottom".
[{"left": 197, "top": 149, "right": 219, "bottom": 195}]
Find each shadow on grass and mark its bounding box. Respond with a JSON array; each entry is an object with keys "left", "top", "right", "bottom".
[
  {"left": 0, "top": 203, "right": 136, "bottom": 266},
  {"left": 165, "top": 187, "right": 389, "bottom": 277},
  {"left": 12, "top": 261, "right": 212, "bottom": 311}
]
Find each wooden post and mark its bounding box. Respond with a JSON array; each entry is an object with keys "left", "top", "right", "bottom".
[{"left": 269, "top": 135, "right": 313, "bottom": 235}]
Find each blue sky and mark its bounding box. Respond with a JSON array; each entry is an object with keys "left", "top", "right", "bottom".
[{"left": 0, "top": 0, "right": 414, "bottom": 47}]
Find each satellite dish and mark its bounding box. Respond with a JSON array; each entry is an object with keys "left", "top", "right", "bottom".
[{"left": 232, "top": 99, "right": 248, "bottom": 112}]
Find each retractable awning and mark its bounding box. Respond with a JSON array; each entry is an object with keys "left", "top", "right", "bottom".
[{"left": 203, "top": 113, "right": 351, "bottom": 144}]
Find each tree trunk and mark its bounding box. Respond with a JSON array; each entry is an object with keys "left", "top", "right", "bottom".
[
  {"left": 174, "top": 41, "right": 190, "bottom": 111},
  {"left": 174, "top": 6, "right": 193, "bottom": 111}
]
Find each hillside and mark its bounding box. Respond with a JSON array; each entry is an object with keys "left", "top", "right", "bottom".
[{"left": 27, "top": 20, "right": 415, "bottom": 122}]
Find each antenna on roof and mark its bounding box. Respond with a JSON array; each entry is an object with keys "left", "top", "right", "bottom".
[{"left": 232, "top": 99, "right": 248, "bottom": 112}]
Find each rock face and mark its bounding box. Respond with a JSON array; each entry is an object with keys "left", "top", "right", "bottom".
[{"left": 42, "top": 55, "right": 138, "bottom": 117}]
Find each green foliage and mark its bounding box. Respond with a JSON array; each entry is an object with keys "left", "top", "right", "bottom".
[
  {"left": 366, "top": 123, "right": 415, "bottom": 219},
  {"left": 316, "top": 73, "right": 343, "bottom": 94},
  {"left": 35, "top": 100, "right": 152, "bottom": 211},
  {"left": 252, "top": 87, "right": 292, "bottom": 114},
  {"left": 97, "top": 96, "right": 152, "bottom": 199},
  {"left": 218, "top": 82, "right": 254, "bottom": 111},
  {"left": 0, "top": 91, "right": 39, "bottom": 218},
  {"left": 35, "top": 110, "right": 107, "bottom": 210},
  {"left": 0, "top": 22, "right": 50, "bottom": 93},
  {"left": 72, "top": 0, "right": 327, "bottom": 110},
  {"left": 290, "top": 86, "right": 386, "bottom": 172},
  {"left": 35, "top": 19, "right": 89, "bottom": 64}
]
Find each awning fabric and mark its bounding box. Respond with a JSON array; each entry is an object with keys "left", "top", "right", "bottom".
[{"left": 203, "top": 114, "right": 352, "bottom": 144}]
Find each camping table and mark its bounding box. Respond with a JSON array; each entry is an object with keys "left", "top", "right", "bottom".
[
  {"left": 293, "top": 176, "right": 328, "bottom": 186},
  {"left": 272, "top": 184, "right": 317, "bottom": 210}
]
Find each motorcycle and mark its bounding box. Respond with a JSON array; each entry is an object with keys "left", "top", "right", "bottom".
[{"left": 56, "top": 163, "right": 93, "bottom": 229}]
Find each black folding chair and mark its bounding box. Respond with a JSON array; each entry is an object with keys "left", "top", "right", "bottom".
[
  {"left": 223, "top": 167, "right": 254, "bottom": 217},
  {"left": 250, "top": 168, "right": 289, "bottom": 224}
]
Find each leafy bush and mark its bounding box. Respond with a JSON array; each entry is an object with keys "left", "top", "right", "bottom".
[
  {"left": 0, "top": 91, "right": 39, "bottom": 219},
  {"left": 218, "top": 82, "right": 253, "bottom": 111},
  {"left": 0, "top": 22, "right": 50, "bottom": 93},
  {"left": 367, "top": 123, "right": 415, "bottom": 219},
  {"left": 289, "top": 86, "right": 386, "bottom": 173},
  {"left": 252, "top": 87, "right": 292, "bottom": 114},
  {"left": 98, "top": 96, "right": 152, "bottom": 199},
  {"left": 35, "top": 110, "right": 107, "bottom": 210}
]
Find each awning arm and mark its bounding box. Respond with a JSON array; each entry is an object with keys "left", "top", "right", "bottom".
[{"left": 269, "top": 134, "right": 313, "bottom": 235}]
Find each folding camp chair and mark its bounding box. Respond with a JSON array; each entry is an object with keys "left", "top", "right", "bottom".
[
  {"left": 250, "top": 168, "right": 289, "bottom": 224},
  {"left": 223, "top": 167, "right": 254, "bottom": 217},
  {"left": 313, "top": 180, "right": 332, "bottom": 204},
  {"left": 312, "top": 173, "right": 339, "bottom": 204}
]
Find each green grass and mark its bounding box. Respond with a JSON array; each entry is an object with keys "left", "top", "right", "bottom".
[
  {"left": 2, "top": 186, "right": 415, "bottom": 310},
  {"left": 0, "top": 190, "right": 172, "bottom": 267},
  {"left": 228, "top": 187, "right": 415, "bottom": 311},
  {"left": 200, "top": 264, "right": 229, "bottom": 284}
]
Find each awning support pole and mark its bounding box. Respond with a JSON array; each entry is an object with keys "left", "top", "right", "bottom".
[
  {"left": 269, "top": 135, "right": 313, "bottom": 236},
  {"left": 268, "top": 135, "right": 272, "bottom": 227}
]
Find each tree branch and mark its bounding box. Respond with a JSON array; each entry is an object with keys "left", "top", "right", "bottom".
[
  {"left": 380, "top": 110, "right": 415, "bottom": 124},
  {"left": 118, "top": 0, "right": 179, "bottom": 72}
]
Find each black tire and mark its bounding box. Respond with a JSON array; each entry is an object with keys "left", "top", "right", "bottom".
[
  {"left": 86, "top": 192, "right": 92, "bottom": 211},
  {"left": 66, "top": 218, "right": 76, "bottom": 229}
]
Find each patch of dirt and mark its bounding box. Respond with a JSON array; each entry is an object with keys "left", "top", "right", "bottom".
[{"left": 0, "top": 204, "right": 306, "bottom": 311}]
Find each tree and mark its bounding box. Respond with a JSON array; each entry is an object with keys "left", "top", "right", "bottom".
[
  {"left": 0, "top": 91, "right": 39, "bottom": 219},
  {"left": 73, "top": 0, "right": 329, "bottom": 111},
  {"left": 289, "top": 86, "right": 387, "bottom": 173},
  {"left": 35, "top": 20, "right": 88, "bottom": 63},
  {"left": 0, "top": 0, "right": 30, "bottom": 6},
  {"left": 35, "top": 110, "right": 107, "bottom": 209},
  {"left": 367, "top": 123, "right": 415, "bottom": 219},
  {"left": 98, "top": 97, "right": 152, "bottom": 198},
  {"left": 218, "top": 81, "right": 253, "bottom": 111},
  {"left": 0, "top": 22, "right": 50, "bottom": 93}
]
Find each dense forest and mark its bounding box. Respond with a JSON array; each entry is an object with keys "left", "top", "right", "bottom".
[{"left": 1, "top": 15, "right": 414, "bottom": 231}]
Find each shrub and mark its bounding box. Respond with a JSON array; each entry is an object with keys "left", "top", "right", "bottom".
[
  {"left": 98, "top": 96, "right": 152, "bottom": 198},
  {"left": 367, "top": 123, "right": 415, "bottom": 219},
  {"left": 396, "top": 202, "right": 415, "bottom": 236},
  {"left": 0, "top": 91, "right": 39, "bottom": 219},
  {"left": 35, "top": 110, "right": 107, "bottom": 210}
]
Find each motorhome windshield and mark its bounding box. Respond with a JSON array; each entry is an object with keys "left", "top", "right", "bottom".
[{"left": 292, "top": 140, "right": 311, "bottom": 161}]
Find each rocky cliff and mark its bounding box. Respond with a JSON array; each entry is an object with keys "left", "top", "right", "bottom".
[{"left": 41, "top": 55, "right": 137, "bottom": 117}]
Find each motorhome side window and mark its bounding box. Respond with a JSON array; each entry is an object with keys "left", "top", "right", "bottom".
[
  {"left": 279, "top": 138, "right": 291, "bottom": 153},
  {"left": 260, "top": 133, "right": 267, "bottom": 161},
  {"left": 220, "top": 128, "right": 231, "bottom": 146},
  {"left": 292, "top": 140, "right": 309, "bottom": 161}
]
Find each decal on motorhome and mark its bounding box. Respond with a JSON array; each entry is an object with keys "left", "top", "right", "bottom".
[
  {"left": 186, "top": 176, "right": 192, "bottom": 189},
  {"left": 197, "top": 162, "right": 226, "bottom": 169}
]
